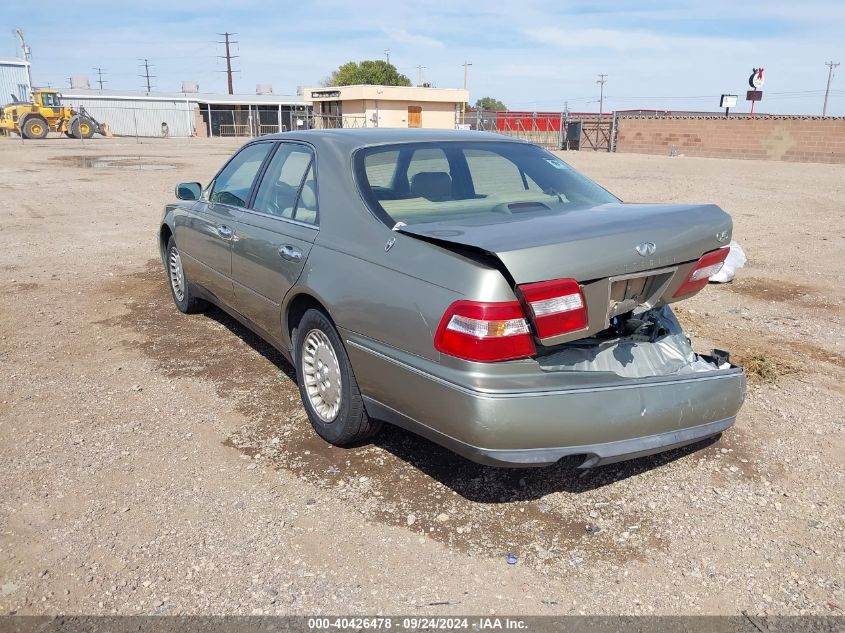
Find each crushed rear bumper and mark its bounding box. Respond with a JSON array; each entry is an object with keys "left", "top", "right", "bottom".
[{"left": 346, "top": 331, "right": 746, "bottom": 468}]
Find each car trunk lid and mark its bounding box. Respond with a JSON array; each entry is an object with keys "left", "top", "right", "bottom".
[{"left": 397, "top": 202, "right": 732, "bottom": 284}]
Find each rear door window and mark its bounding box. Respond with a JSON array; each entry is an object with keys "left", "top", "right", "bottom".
[{"left": 251, "top": 143, "right": 318, "bottom": 224}]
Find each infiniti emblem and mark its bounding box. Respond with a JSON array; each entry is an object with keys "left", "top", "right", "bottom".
[{"left": 635, "top": 242, "right": 657, "bottom": 257}]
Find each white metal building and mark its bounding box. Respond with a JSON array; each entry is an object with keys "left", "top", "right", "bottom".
[
  {"left": 61, "top": 89, "right": 308, "bottom": 138},
  {"left": 0, "top": 58, "right": 31, "bottom": 104}
]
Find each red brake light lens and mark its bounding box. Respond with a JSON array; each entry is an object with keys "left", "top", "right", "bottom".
[
  {"left": 518, "top": 278, "right": 588, "bottom": 338},
  {"left": 673, "top": 247, "right": 730, "bottom": 297},
  {"left": 434, "top": 300, "right": 536, "bottom": 362}
]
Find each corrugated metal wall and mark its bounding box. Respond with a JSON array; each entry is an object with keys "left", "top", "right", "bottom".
[
  {"left": 61, "top": 97, "right": 196, "bottom": 137},
  {"left": 0, "top": 63, "right": 31, "bottom": 104}
]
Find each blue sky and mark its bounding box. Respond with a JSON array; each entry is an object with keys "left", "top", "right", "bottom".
[{"left": 3, "top": 0, "right": 844, "bottom": 114}]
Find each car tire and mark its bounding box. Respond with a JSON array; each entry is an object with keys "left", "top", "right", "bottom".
[
  {"left": 165, "top": 236, "right": 208, "bottom": 314},
  {"left": 294, "top": 309, "right": 382, "bottom": 446}
]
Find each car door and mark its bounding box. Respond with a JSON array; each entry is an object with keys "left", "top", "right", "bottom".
[
  {"left": 175, "top": 142, "right": 274, "bottom": 307},
  {"left": 231, "top": 142, "right": 319, "bottom": 339}
]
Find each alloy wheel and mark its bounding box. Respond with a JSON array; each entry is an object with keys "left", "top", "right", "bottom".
[{"left": 301, "top": 329, "right": 342, "bottom": 422}]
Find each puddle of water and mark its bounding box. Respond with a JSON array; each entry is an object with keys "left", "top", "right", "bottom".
[
  {"left": 56, "top": 155, "right": 176, "bottom": 171},
  {"left": 100, "top": 263, "right": 713, "bottom": 568}
]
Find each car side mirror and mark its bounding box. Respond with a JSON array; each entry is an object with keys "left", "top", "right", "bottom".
[{"left": 176, "top": 182, "right": 202, "bottom": 200}]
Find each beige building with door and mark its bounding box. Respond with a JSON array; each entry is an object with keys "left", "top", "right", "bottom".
[{"left": 304, "top": 85, "right": 469, "bottom": 129}]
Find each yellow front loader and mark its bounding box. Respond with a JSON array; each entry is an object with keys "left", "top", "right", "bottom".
[{"left": 0, "top": 88, "right": 108, "bottom": 139}]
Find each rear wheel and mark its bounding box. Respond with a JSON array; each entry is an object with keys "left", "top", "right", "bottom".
[
  {"left": 294, "top": 309, "right": 382, "bottom": 446},
  {"left": 165, "top": 236, "right": 208, "bottom": 314},
  {"left": 22, "top": 117, "right": 49, "bottom": 140}
]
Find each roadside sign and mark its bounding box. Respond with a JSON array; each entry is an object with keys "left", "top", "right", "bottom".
[
  {"left": 720, "top": 94, "right": 738, "bottom": 108},
  {"left": 747, "top": 69, "right": 765, "bottom": 117}
]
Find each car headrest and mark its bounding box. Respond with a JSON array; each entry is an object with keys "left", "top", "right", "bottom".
[
  {"left": 410, "top": 171, "right": 452, "bottom": 201},
  {"left": 298, "top": 182, "right": 316, "bottom": 210}
]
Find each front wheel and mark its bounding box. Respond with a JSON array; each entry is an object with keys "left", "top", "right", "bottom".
[
  {"left": 69, "top": 115, "right": 96, "bottom": 139},
  {"left": 165, "top": 236, "right": 208, "bottom": 314},
  {"left": 294, "top": 309, "right": 382, "bottom": 446}
]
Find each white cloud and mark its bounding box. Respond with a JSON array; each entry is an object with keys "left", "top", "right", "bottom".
[
  {"left": 382, "top": 28, "right": 445, "bottom": 49},
  {"left": 525, "top": 27, "right": 753, "bottom": 53}
]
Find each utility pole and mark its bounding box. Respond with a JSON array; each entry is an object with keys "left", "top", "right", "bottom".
[
  {"left": 416, "top": 65, "right": 426, "bottom": 86},
  {"left": 15, "top": 28, "right": 33, "bottom": 91},
  {"left": 384, "top": 48, "right": 390, "bottom": 64},
  {"left": 93, "top": 67, "right": 107, "bottom": 91},
  {"left": 138, "top": 59, "right": 155, "bottom": 93},
  {"left": 823, "top": 61, "right": 840, "bottom": 116},
  {"left": 461, "top": 61, "right": 472, "bottom": 118},
  {"left": 217, "top": 32, "right": 239, "bottom": 95},
  {"left": 596, "top": 74, "right": 608, "bottom": 149}
]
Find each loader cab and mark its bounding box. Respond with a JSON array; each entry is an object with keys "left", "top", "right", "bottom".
[{"left": 33, "top": 90, "right": 62, "bottom": 109}]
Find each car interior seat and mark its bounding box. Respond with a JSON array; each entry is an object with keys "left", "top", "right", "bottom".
[
  {"left": 410, "top": 172, "right": 453, "bottom": 201},
  {"left": 295, "top": 182, "right": 318, "bottom": 224}
]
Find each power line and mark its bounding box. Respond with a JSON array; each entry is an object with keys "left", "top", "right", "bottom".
[
  {"left": 823, "top": 61, "right": 840, "bottom": 116},
  {"left": 461, "top": 61, "right": 472, "bottom": 117},
  {"left": 138, "top": 58, "right": 155, "bottom": 93},
  {"left": 596, "top": 74, "right": 608, "bottom": 112},
  {"left": 15, "top": 28, "right": 33, "bottom": 89},
  {"left": 93, "top": 67, "right": 107, "bottom": 90},
  {"left": 596, "top": 74, "right": 608, "bottom": 148},
  {"left": 217, "top": 32, "right": 239, "bottom": 95}
]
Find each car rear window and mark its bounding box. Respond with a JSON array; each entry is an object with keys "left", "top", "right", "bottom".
[{"left": 356, "top": 141, "right": 618, "bottom": 226}]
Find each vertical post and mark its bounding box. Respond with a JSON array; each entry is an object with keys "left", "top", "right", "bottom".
[
  {"left": 278, "top": 103, "right": 282, "bottom": 133},
  {"left": 823, "top": 61, "right": 840, "bottom": 116},
  {"left": 749, "top": 100, "right": 756, "bottom": 118},
  {"left": 461, "top": 61, "right": 472, "bottom": 119},
  {"left": 596, "top": 74, "right": 607, "bottom": 150},
  {"left": 224, "top": 33, "right": 234, "bottom": 95},
  {"left": 132, "top": 106, "right": 139, "bottom": 144},
  {"left": 559, "top": 112, "right": 564, "bottom": 150},
  {"left": 207, "top": 103, "right": 213, "bottom": 137},
  {"left": 564, "top": 101, "right": 570, "bottom": 150},
  {"left": 609, "top": 110, "right": 618, "bottom": 153}
]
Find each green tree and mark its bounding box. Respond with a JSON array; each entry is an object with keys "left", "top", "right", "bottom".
[
  {"left": 474, "top": 96, "right": 507, "bottom": 111},
  {"left": 322, "top": 60, "right": 412, "bottom": 87}
]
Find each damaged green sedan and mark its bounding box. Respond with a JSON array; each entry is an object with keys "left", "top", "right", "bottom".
[{"left": 159, "top": 129, "right": 745, "bottom": 468}]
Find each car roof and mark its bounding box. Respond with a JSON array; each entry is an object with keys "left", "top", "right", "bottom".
[{"left": 259, "top": 128, "right": 527, "bottom": 150}]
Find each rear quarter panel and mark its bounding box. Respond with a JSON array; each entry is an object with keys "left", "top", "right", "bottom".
[{"left": 290, "top": 231, "right": 514, "bottom": 362}]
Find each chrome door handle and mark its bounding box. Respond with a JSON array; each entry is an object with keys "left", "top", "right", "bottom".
[
  {"left": 216, "top": 225, "right": 233, "bottom": 239},
  {"left": 278, "top": 244, "right": 302, "bottom": 262}
]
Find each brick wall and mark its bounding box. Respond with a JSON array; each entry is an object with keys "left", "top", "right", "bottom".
[{"left": 614, "top": 116, "right": 845, "bottom": 164}]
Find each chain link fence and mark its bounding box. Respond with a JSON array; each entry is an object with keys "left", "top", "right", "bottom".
[{"left": 458, "top": 109, "right": 615, "bottom": 151}]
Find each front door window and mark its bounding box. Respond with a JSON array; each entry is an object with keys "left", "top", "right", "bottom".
[{"left": 209, "top": 143, "right": 273, "bottom": 207}]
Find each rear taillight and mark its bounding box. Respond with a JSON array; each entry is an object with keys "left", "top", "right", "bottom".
[
  {"left": 434, "top": 301, "right": 535, "bottom": 362},
  {"left": 518, "top": 278, "right": 588, "bottom": 338},
  {"left": 673, "top": 247, "right": 730, "bottom": 297}
]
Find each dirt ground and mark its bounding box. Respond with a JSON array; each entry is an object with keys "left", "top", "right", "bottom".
[{"left": 0, "top": 135, "right": 843, "bottom": 616}]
